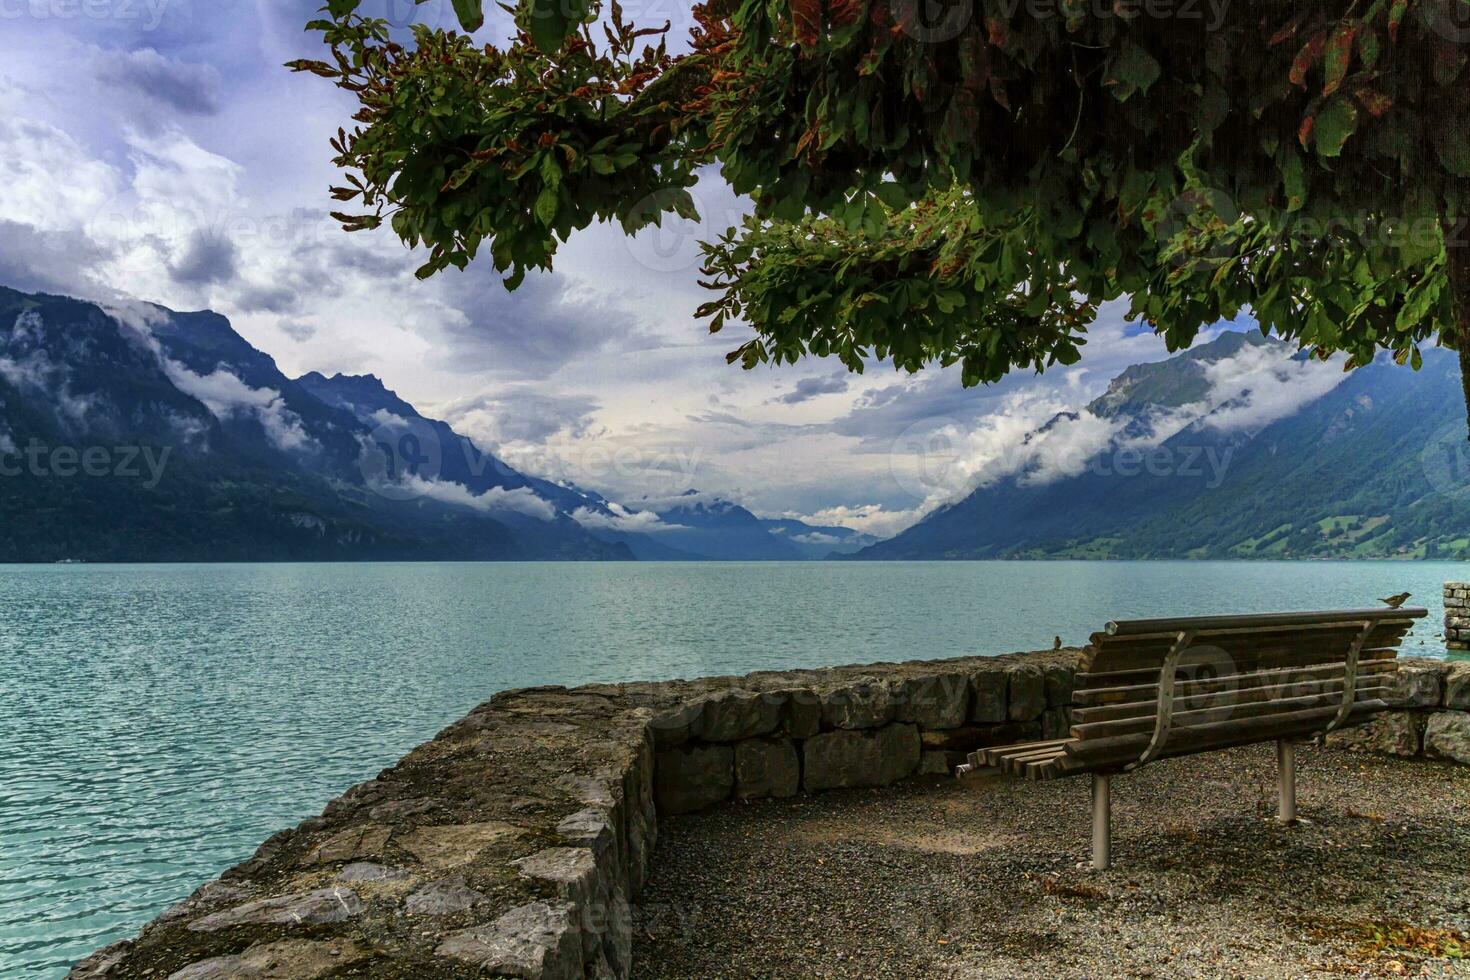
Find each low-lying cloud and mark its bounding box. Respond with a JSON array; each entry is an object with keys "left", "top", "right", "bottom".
[
  {"left": 570, "top": 501, "right": 683, "bottom": 534},
  {"left": 399, "top": 476, "right": 558, "bottom": 521}
]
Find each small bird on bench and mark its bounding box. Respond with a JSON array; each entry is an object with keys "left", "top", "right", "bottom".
[{"left": 1379, "top": 592, "right": 1412, "bottom": 609}]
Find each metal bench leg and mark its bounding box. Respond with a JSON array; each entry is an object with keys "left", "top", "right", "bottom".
[
  {"left": 1092, "top": 773, "right": 1111, "bottom": 871},
  {"left": 1277, "top": 739, "right": 1296, "bottom": 824}
]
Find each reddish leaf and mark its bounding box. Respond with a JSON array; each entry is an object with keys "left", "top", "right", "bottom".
[
  {"left": 829, "top": 0, "right": 864, "bottom": 29},
  {"left": 1323, "top": 23, "right": 1358, "bottom": 96},
  {"left": 1388, "top": 0, "right": 1408, "bottom": 42},
  {"left": 1290, "top": 31, "right": 1327, "bottom": 88},
  {"left": 1298, "top": 113, "right": 1315, "bottom": 148},
  {"left": 1433, "top": 39, "right": 1464, "bottom": 85},
  {"left": 986, "top": 16, "right": 1008, "bottom": 47},
  {"left": 1354, "top": 87, "right": 1393, "bottom": 116},
  {"left": 1268, "top": 13, "right": 1305, "bottom": 47},
  {"left": 792, "top": 0, "right": 820, "bottom": 48},
  {"left": 989, "top": 76, "right": 1010, "bottom": 110}
]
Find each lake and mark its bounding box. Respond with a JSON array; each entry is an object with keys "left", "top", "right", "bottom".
[{"left": 1, "top": 560, "right": 1462, "bottom": 977}]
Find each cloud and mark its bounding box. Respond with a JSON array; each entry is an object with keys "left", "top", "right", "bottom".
[
  {"left": 399, "top": 475, "right": 558, "bottom": 521},
  {"left": 438, "top": 387, "right": 601, "bottom": 446},
  {"left": 163, "top": 361, "right": 313, "bottom": 452},
  {"left": 569, "top": 501, "right": 683, "bottom": 534},
  {"left": 875, "top": 331, "right": 1348, "bottom": 528},
  {"left": 1196, "top": 342, "right": 1347, "bottom": 434},
  {"left": 94, "top": 48, "right": 222, "bottom": 116},
  {"left": 427, "top": 265, "right": 663, "bottom": 377},
  {"left": 0, "top": 309, "right": 105, "bottom": 428},
  {"left": 168, "top": 228, "right": 238, "bottom": 286},
  {"left": 789, "top": 530, "right": 841, "bottom": 545},
  {"left": 772, "top": 373, "right": 850, "bottom": 405},
  {"left": 787, "top": 503, "right": 930, "bottom": 539},
  {"left": 277, "top": 320, "right": 316, "bottom": 342},
  {"left": 0, "top": 220, "right": 117, "bottom": 298},
  {"left": 0, "top": 116, "right": 120, "bottom": 230}
]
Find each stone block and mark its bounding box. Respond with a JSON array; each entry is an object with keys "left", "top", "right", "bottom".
[
  {"left": 1007, "top": 664, "right": 1047, "bottom": 722},
  {"left": 969, "top": 668, "right": 1008, "bottom": 723},
  {"left": 1386, "top": 661, "right": 1446, "bottom": 709},
  {"left": 820, "top": 678, "right": 896, "bottom": 729},
  {"left": 1043, "top": 663, "right": 1075, "bottom": 708},
  {"left": 405, "top": 876, "right": 484, "bottom": 916},
  {"left": 187, "top": 888, "right": 363, "bottom": 932},
  {"left": 648, "top": 699, "right": 702, "bottom": 748},
  {"left": 437, "top": 902, "right": 584, "bottom": 980},
  {"left": 734, "top": 737, "right": 800, "bottom": 799},
  {"left": 1424, "top": 711, "right": 1470, "bottom": 765},
  {"left": 168, "top": 941, "right": 368, "bottom": 980},
  {"left": 892, "top": 671, "right": 970, "bottom": 730},
  {"left": 654, "top": 743, "right": 733, "bottom": 815},
  {"left": 782, "top": 690, "right": 822, "bottom": 738},
  {"left": 1041, "top": 706, "right": 1072, "bottom": 740},
  {"left": 1325, "top": 711, "right": 1424, "bottom": 757},
  {"left": 696, "top": 689, "right": 784, "bottom": 742},
  {"left": 918, "top": 750, "right": 950, "bottom": 775},
  {"left": 803, "top": 723, "right": 920, "bottom": 791},
  {"left": 1444, "top": 663, "right": 1470, "bottom": 710}
]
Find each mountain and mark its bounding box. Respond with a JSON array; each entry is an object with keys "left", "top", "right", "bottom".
[
  {"left": 0, "top": 285, "right": 854, "bottom": 562},
  {"left": 853, "top": 330, "right": 1470, "bottom": 560},
  {"left": 583, "top": 491, "right": 877, "bottom": 561},
  {"left": 0, "top": 286, "right": 626, "bottom": 562}
]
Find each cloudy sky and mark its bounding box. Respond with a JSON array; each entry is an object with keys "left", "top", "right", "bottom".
[{"left": 0, "top": 0, "right": 1265, "bottom": 536}]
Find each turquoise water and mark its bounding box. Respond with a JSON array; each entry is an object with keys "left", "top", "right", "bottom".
[{"left": 0, "top": 560, "right": 1462, "bottom": 977}]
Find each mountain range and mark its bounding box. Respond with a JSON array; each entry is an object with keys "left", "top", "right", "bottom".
[
  {"left": 5, "top": 283, "right": 1467, "bottom": 564},
  {"left": 852, "top": 331, "right": 1470, "bottom": 560},
  {"left": 0, "top": 286, "right": 868, "bottom": 562}
]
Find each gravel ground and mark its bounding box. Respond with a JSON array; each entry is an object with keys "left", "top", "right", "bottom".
[{"left": 632, "top": 744, "right": 1470, "bottom": 979}]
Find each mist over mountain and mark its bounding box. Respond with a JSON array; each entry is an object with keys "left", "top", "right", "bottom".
[
  {"left": 0, "top": 286, "right": 851, "bottom": 562},
  {"left": 852, "top": 331, "right": 1470, "bottom": 561}
]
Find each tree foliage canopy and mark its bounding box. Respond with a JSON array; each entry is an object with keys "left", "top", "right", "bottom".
[{"left": 291, "top": 0, "right": 1470, "bottom": 412}]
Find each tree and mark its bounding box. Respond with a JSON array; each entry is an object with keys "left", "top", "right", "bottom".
[{"left": 291, "top": 0, "right": 1470, "bottom": 431}]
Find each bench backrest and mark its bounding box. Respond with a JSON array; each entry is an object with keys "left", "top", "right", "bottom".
[{"left": 1058, "top": 607, "right": 1427, "bottom": 775}]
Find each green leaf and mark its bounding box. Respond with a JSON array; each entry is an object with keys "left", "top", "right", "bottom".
[
  {"left": 539, "top": 152, "right": 562, "bottom": 190},
  {"left": 1322, "top": 23, "right": 1357, "bottom": 96},
  {"left": 524, "top": 0, "right": 590, "bottom": 53},
  {"left": 1312, "top": 98, "right": 1358, "bottom": 157},
  {"left": 534, "top": 186, "right": 559, "bottom": 227},
  {"left": 874, "top": 182, "right": 911, "bottom": 211},
  {"left": 450, "top": 0, "right": 484, "bottom": 32},
  {"left": 1433, "top": 126, "right": 1470, "bottom": 177},
  {"left": 1105, "top": 41, "right": 1161, "bottom": 102},
  {"left": 1280, "top": 148, "right": 1306, "bottom": 211}
]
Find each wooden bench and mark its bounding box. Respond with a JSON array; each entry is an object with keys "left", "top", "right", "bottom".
[{"left": 958, "top": 607, "right": 1427, "bottom": 869}]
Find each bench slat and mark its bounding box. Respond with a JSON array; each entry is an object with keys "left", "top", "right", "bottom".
[
  {"left": 1071, "top": 673, "right": 1392, "bottom": 725},
  {"left": 1076, "top": 643, "right": 1405, "bottom": 690},
  {"left": 1059, "top": 699, "right": 1387, "bottom": 771},
  {"left": 976, "top": 738, "right": 1073, "bottom": 768},
  {"left": 1080, "top": 626, "right": 1412, "bottom": 675},
  {"left": 1103, "top": 608, "right": 1426, "bottom": 636},
  {"left": 1073, "top": 659, "right": 1396, "bottom": 708},
  {"left": 1069, "top": 685, "right": 1394, "bottom": 740}
]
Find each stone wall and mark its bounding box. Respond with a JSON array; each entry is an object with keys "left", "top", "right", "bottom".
[
  {"left": 69, "top": 649, "right": 1465, "bottom": 980},
  {"left": 1326, "top": 658, "right": 1470, "bottom": 765},
  {"left": 1445, "top": 581, "right": 1470, "bottom": 651},
  {"left": 69, "top": 650, "right": 1074, "bottom": 980},
  {"left": 645, "top": 651, "right": 1077, "bottom": 815}
]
